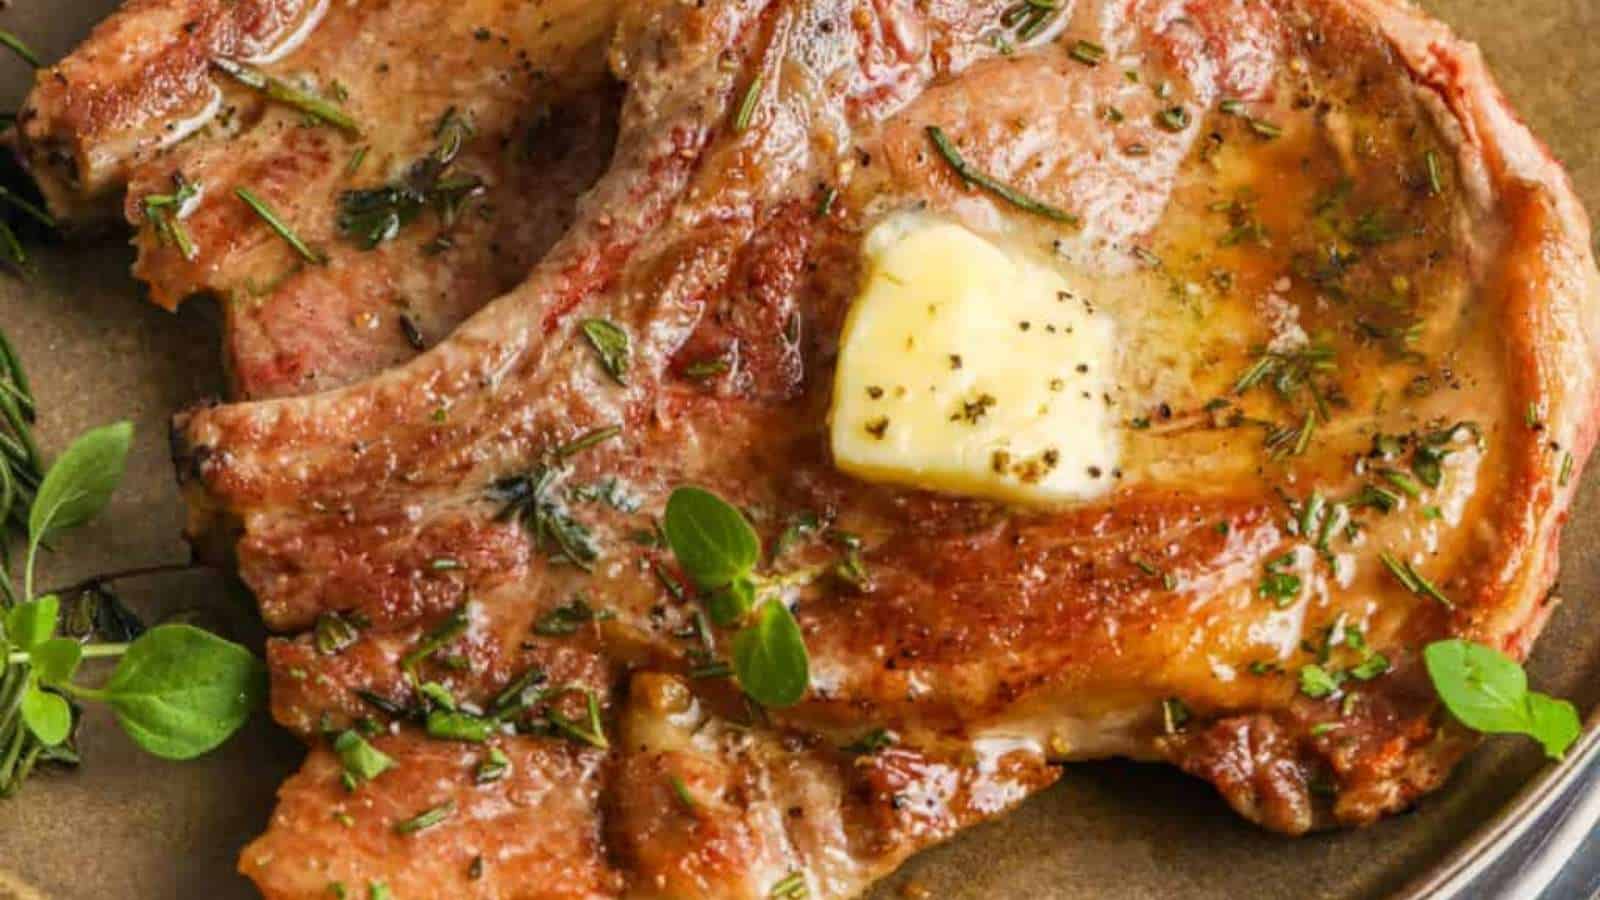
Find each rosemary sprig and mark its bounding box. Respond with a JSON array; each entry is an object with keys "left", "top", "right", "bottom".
[
  {"left": 926, "top": 126, "right": 1079, "bottom": 225},
  {"left": 235, "top": 187, "right": 326, "bottom": 264},
  {"left": 211, "top": 58, "right": 359, "bottom": 135},
  {"left": 0, "top": 31, "right": 40, "bottom": 69}
]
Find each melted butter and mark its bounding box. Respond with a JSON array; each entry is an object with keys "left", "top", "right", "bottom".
[{"left": 830, "top": 215, "right": 1120, "bottom": 505}]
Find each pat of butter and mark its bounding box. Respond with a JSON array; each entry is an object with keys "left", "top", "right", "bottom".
[{"left": 830, "top": 217, "right": 1118, "bottom": 505}]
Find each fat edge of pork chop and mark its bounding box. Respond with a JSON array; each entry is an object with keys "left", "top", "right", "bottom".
[
  {"left": 177, "top": 0, "right": 1600, "bottom": 894},
  {"left": 19, "top": 0, "right": 622, "bottom": 400}
]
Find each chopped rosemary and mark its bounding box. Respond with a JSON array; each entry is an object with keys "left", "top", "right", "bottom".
[
  {"left": 554, "top": 424, "right": 623, "bottom": 459},
  {"left": 143, "top": 176, "right": 201, "bottom": 261},
  {"left": 1068, "top": 40, "right": 1106, "bottom": 66},
  {"left": 534, "top": 596, "right": 613, "bottom": 636},
  {"left": 734, "top": 75, "right": 762, "bottom": 132},
  {"left": 546, "top": 687, "right": 608, "bottom": 749},
  {"left": 1560, "top": 451, "right": 1575, "bottom": 487},
  {"left": 1379, "top": 551, "right": 1452, "bottom": 608},
  {"left": 770, "top": 872, "right": 808, "bottom": 900},
  {"left": 1155, "top": 105, "right": 1191, "bottom": 132},
  {"left": 393, "top": 800, "right": 454, "bottom": 835},
  {"left": 926, "top": 126, "right": 1078, "bottom": 225},
  {"left": 0, "top": 186, "right": 55, "bottom": 231},
  {"left": 212, "top": 58, "right": 359, "bottom": 135},
  {"left": 400, "top": 604, "right": 471, "bottom": 672},
  {"left": 491, "top": 466, "right": 599, "bottom": 571},
  {"left": 1161, "top": 697, "right": 1191, "bottom": 734},
  {"left": 1248, "top": 117, "right": 1283, "bottom": 140},
  {"left": 235, "top": 187, "right": 325, "bottom": 264},
  {"left": 475, "top": 747, "right": 511, "bottom": 783},
  {"left": 314, "top": 612, "right": 360, "bottom": 655},
  {"left": 1424, "top": 150, "right": 1444, "bottom": 196},
  {"left": 579, "top": 319, "right": 630, "bottom": 385},
  {"left": 668, "top": 774, "right": 697, "bottom": 811}
]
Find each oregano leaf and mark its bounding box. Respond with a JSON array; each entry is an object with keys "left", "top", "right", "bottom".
[
  {"left": 732, "top": 601, "right": 809, "bottom": 708},
  {"left": 27, "top": 421, "right": 133, "bottom": 543},
  {"left": 100, "top": 624, "right": 266, "bottom": 760},
  {"left": 5, "top": 594, "right": 58, "bottom": 651},
  {"left": 663, "top": 487, "right": 759, "bottom": 590},
  {"left": 20, "top": 683, "right": 71, "bottom": 746}
]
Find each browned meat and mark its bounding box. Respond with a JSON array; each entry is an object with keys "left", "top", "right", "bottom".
[
  {"left": 166, "top": 0, "right": 1598, "bottom": 894},
  {"left": 18, "top": 0, "right": 620, "bottom": 399}
]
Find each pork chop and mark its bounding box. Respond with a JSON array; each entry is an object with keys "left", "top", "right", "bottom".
[
  {"left": 17, "top": 0, "right": 620, "bottom": 399},
  {"left": 173, "top": 0, "right": 1599, "bottom": 895}
]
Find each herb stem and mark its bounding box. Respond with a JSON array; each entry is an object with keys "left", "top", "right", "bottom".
[
  {"left": 235, "top": 188, "right": 326, "bottom": 264},
  {"left": 212, "top": 58, "right": 359, "bottom": 135},
  {"left": 925, "top": 126, "right": 1079, "bottom": 225},
  {"left": 0, "top": 31, "right": 40, "bottom": 69}
]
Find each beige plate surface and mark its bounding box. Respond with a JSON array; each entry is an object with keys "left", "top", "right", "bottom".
[{"left": 0, "top": 1, "right": 1598, "bottom": 897}]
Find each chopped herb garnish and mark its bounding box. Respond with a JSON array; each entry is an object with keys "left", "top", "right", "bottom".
[
  {"left": 1248, "top": 117, "right": 1283, "bottom": 140},
  {"left": 734, "top": 76, "right": 763, "bottom": 132},
  {"left": 315, "top": 612, "right": 360, "bottom": 655},
  {"left": 1379, "top": 552, "right": 1452, "bottom": 608},
  {"left": 1155, "top": 106, "right": 1191, "bottom": 132},
  {"left": 1423, "top": 150, "right": 1445, "bottom": 196},
  {"left": 580, "top": 319, "right": 630, "bottom": 385},
  {"left": 491, "top": 466, "right": 599, "bottom": 571},
  {"left": 142, "top": 175, "right": 202, "bottom": 261},
  {"left": 842, "top": 727, "right": 896, "bottom": 754},
  {"left": 770, "top": 872, "right": 808, "bottom": 900},
  {"left": 212, "top": 58, "right": 359, "bottom": 135},
  {"left": 235, "top": 187, "right": 325, "bottom": 264},
  {"left": 546, "top": 687, "right": 608, "bottom": 749},
  {"left": 1161, "top": 697, "right": 1191, "bottom": 734},
  {"left": 668, "top": 773, "right": 698, "bottom": 811},
  {"left": 926, "top": 126, "right": 1078, "bottom": 225},
  {"left": 1258, "top": 554, "right": 1301, "bottom": 608},
  {"left": 534, "top": 596, "right": 613, "bottom": 636},
  {"left": 394, "top": 800, "right": 454, "bottom": 835},
  {"left": 1560, "top": 451, "right": 1575, "bottom": 487},
  {"left": 1068, "top": 40, "right": 1106, "bottom": 66},
  {"left": 400, "top": 604, "right": 471, "bottom": 672},
  {"left": 426, "top": 709, "right": 495, "bottom": 743},
  {"left": 475, "top": 747, "right": 511, "bottom": 783},
  {"left": 554, "top": 424, "right": 622, "bottom": 459},
  {"left": 1299, "top": 664, "right": 1343, "bottom": 699},
  {"left": 333, "top": 730, "right": 394, "bottom": 785}
]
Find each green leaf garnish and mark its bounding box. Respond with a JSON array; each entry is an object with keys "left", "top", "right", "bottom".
[
  {"left": 1424, "top": 639, "right": 1581, "bottom": 760},
  {"left": 20, "top": 685, "right": 70, "bottom": 746},
  {"left": 334, "top": 730, "right": 395, "bottom": 784},
  {"left": 663, "top": 487, "right": 760, "bottom": 590},
  {"left": 92, "top": 624, "right": 267, "bottom": 760},
  {"left": 26, "top": 422, "right": 132, "bottom": 598},
  {"left": 5, "top": 594, "right": 58, "bottom": 652},
  {"left": 579, "top": 319, "right": 631, "bottom": 385},
  {"left": 731, "top": 595, "right": 809, "bottom": 708}
]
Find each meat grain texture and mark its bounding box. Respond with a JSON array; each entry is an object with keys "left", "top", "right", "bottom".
[{"left": 25, "top": 0, "right": 1600, "bottom": 896}]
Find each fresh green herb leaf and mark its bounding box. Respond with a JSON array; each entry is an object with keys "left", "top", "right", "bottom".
[
  {"left": 580, "top": 319, "right": 630, "bottom": 385},
  {"left": 315, "top": 612, "right": 360, "bottom": 656},
  {"left": 926, "top": 126, "right": 1078, "bottom": 225},
  {"left": 663, "top": 487, "right": 761, "bottom": 590},
  {"left": 333, "top": 730, "right": 395, "bottom": 784},
  {"left": 769, "top": 872, "right": 808, "bottom": 900},
  {"left": 30, "top": 638, "right": 82, "bottom": 686},
  {"left": 731, "top": 600, "right": 809, "bottom": 708},
  {"left": 235, "top": 187, "right": 325, "bottom": 264},
  {"left": 426, "top": 709, "right": 495, "bottom": 743},
  {"left": 28, "top": 422, "right": 132, "bottom": 543},
  {"left": 5, "top": 594, "right": 58, "bottom": 651},
  {"left": 734, "top": 76, "right": 763, "bottom": 132},
  {"left": 394, "top": 800, "right": 454, "bottom": 835},
  {"left": 20, "top": 684, "right": 70, "bottom": 746},
  {"left": 401, "top": 604, "right": 471, "bottom": 672},
  {"left": 94, "top": 624, "right": 267, "bottom": 760},
  {"left": 1068, "top": 40, "right": 1106, "bottom": 66},
  {"left": 212, "top": 58, "right": 359, "bottom": 135},
  {"left": 668, "top": 773, "right": 697, "bottom": 811},
  {"left": 1424, "top": 639, "right": 1580, "bottom": 759},
  {"left": 545, "top": 687, "right": 608, "bottom": 749},
  {"left": 534, "top": 596, "right": 612, "bottom": 637},
  {"left": 475, "top": 747, "right": 511, "bottom": 783},
  {"left": 1298, "top": 664, "right": 1343, "bottom": 699}
]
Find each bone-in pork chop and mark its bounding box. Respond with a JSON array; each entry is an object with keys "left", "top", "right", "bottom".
[
  {"left": 172, "top": 0, "right": 1597, "bottom": 894},
  {"left": 17, "top": 0, "right": 620, "bottom": 399}
]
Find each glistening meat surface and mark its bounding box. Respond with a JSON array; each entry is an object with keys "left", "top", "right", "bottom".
[
  {"left": 18, "top": 0, "right": 620, "bottom": 399},
  {"left": 173, "top": 0, "right": 1600, "bottom": 895}
]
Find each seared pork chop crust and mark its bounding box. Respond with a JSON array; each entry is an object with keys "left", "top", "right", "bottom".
[
  {"left": 166, "top": 0, "right": 1597, "bottom": 895},
  {"left": 19, "top": 0, "right": 621, "bottom": 399}
]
